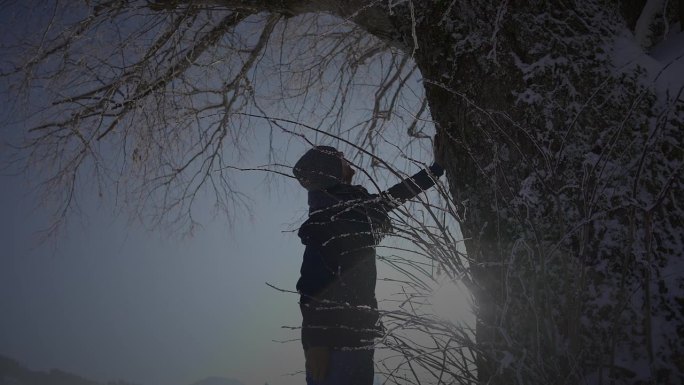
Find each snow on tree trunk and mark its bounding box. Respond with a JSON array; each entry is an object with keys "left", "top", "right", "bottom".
[{"left": 387, "top": 1, "right": 683, "bottom": 384}]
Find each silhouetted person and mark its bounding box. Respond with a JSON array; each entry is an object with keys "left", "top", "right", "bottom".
[{"left": 293, "top": 144, "right": 444, "bottom": 385}]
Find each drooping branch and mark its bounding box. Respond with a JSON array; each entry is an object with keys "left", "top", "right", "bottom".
[{"left": 3, "top": 0, "right": 417, "bottom": 234}]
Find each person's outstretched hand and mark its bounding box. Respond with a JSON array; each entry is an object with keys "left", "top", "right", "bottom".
[{"left": 305, "top": 346, "right": 330, "bottom": 382}]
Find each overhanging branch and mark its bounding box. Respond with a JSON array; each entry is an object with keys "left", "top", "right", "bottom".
[{"left": 148, "top": 0, "right": 405, "bottom": 49}]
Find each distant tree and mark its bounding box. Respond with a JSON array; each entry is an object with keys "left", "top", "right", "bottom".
[{"left": 1, "top": 1, "right": 682, "bottom": 384}]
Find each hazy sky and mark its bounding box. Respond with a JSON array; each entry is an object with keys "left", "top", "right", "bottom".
[
  {"left": 0, "top": 133, "right": 470, "bottom": 385},
  {"left": 0, "top": 4, "right": 473, "bottom": 385},
  {"left": 0, "top": 153, "right": 311, "bottom": 385},
  {"left": 0, "top": 83, "right": 473, "bottom": 385}
]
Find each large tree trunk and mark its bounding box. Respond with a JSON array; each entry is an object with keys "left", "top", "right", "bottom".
[{"left": 388, "top": 1, "right": 683, "bottom": 384}]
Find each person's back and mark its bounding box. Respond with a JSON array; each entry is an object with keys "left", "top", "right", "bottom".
[
  {"left": 293, "top": 145, "right": 443, "bottom": 385},
  {"left": 298, "top": 182, "right": 387, "bottom": 349}
]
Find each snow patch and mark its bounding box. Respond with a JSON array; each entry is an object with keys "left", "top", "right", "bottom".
[
  {"left": 511, "top": 52, "right": 570, "bottom": 82},
  {"left": 609, "top": 27, "right": 684, "bottom": 102}
]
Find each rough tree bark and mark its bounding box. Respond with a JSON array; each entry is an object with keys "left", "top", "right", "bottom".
[{"left": 396, "top": 2, "right": 683, "bottom": 384}]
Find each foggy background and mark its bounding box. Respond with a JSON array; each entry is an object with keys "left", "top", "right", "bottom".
[
  {"left": 0, "top": 121, "right": 470, "bottom": 385},
  {"left": 0, "top": 4, "right": 473, "bottom": 385}
]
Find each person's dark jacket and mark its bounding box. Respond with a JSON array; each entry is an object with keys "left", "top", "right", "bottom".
[{"left": 297, "top": 164, "right": 443, "bottom": 349}]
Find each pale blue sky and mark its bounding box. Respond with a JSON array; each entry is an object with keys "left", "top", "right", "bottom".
[
  {"left": 0, "top": 4, "right": 474, "bottom": 384},
  {"left": 0, "top": 135, "right": 471, "bottom": 385},
  {"left": 0, "top": 151, "right": 309, "bottom": 385}
]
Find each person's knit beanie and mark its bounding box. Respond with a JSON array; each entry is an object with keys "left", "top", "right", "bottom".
[{"left": 293, "top": 146, "right": 344, "bottom": 191}]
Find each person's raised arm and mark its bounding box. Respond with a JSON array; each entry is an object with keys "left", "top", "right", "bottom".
[
  {"left": 379, "top": 162, "right": 443, "bottom": 210},
  {"left": 377, "top": 134, "right": 445, "bottom": 210}
]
